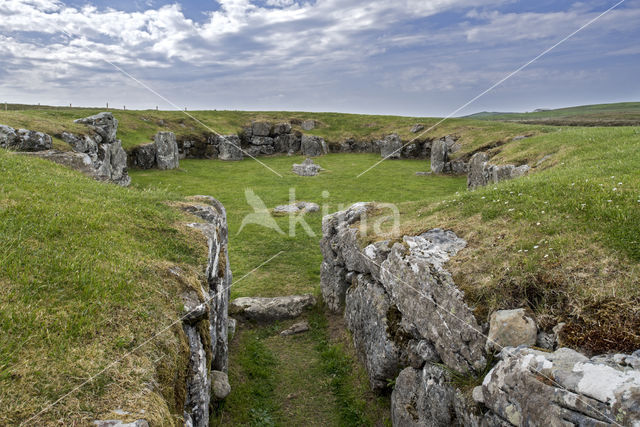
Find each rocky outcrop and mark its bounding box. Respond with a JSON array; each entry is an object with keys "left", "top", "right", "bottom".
[
  {"left": 477, "top": 346, "right": 640, "bottom": 426},
  {"left": 379, "top": 133, "right": 402, "bottom": 159},
  {"left": 301, "top": 135, "right": 328, "bottom": 157},
  {"left": 217, "top": 135, "right": 243, "bottom": 161},
  {"left": 230, "top": 294, "right": 316, "bottom": 322},
  {"left": 154, "top": 132, "right": 179, "bottom": 170},
  {"left": 35, "top": 112, "right": 131, "bottom": 186},
  {"left": 467, "top": 152, "right": 530, "bottom": 189},
  {"left": 345, "top": 274, "right": 401, "bottom": 391},
  {"left": 391, "top": 364, "right": 487, "bottom": 427},
  {"left": 320, "top": 202, "right": 640, "bottom": 425},
  {"left": 430, "top": 135, "right": 466, "bottom": 175},
  {"left": 0, "top": 125, "right": 52, "bottom": 151},
  {"left": 292, "top": 158, "right": 321, "bottom": 176},
  {"left": 181, "top": 195, "right": 233, "bottom": 426},
  {"left": 166, "top": 122, "right": 430, "bottom": 160}
]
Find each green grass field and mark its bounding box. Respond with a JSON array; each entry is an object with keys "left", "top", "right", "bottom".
[{"left": 467, "top": 102, "right": 640, "bottom": 126}]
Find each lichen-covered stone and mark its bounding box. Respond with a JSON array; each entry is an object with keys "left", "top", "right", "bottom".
[
  {"left": 230, "top": 294, "right": 316, "bottom": 322},
  {"left": 430, "top": 138, "right": 449, "bottom": 173},
  {"left": 292, "top": 158, "right": 321, "bottom": 176},
  {"left": 300, "top": 135, "right": 327, "bottom": 157},
  {"left": 478, "top": 346, "right": 640, "bottom": 426},
  {"left": 486, "top": 309, "right": 537, "bottom": 352},
  {"left": 217, "top": 135, "right": 243, "bottom": 161},
  {"left": 75, "top": 112, "right": 118, "bottom": 143},
  {"left": 468, "top": 152, "right": 530, "bottom": 189},
  {"left": 251, "top": 121, "right": 272, "bottom": 137},
  {"left": 379, "top": 133, "right": 402, "bottom": 159},
  {"left": 345, "top": 275, "right": 401, "bottom": 391},
  {"left": 154, "top": 132, "right": 179, "bottom": 170}
]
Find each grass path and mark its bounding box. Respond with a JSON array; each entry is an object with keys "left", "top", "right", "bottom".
[{"left": 131, "top": 154, "right": 461, "bottom": 426}]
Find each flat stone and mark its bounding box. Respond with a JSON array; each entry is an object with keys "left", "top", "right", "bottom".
[
  {"left": 273, "top": 202, "right": 319, "bottom": 214},
  {"left": 292, "top": 157, "right": 321, "bottom": 176},
  {"left": 280, "top": 321, "right": 310, "bottom": 336},
  {"left": 410, "top": 124, "right": 424, "bottom": 133},
  {"left": 230, "top": 294, "right": 316, "bottom": 322},
  {"left": 218, "top": 135, "right": 243, "bottom": 161}
]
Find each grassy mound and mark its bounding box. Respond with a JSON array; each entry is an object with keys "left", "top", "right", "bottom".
[
  {"left": 1, "top": 105, "right": 549, "bottom": 151},
  {"left": 0, "top": 151, "right": 206, "bottom": 424},
  {"left": 366, "top": 125, "right": 640, "bottom": 354}
]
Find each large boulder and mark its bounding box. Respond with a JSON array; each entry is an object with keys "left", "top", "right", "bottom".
[
  {"left": 274, "top": 133, "right": 301, "bottom": 154},
  {"left": 380, "top": 233, "right": 486, "bottom": 373},
  {"left": 251, "top": 121, "right": 272, "bottom": 137},
  {"left": 301, "top": 119, "right": 316, "bottom": 131},
  {"left": 230, "top": 294, "right": 316, "bottom": 322},
  {"left": 345, "top": 274, "right": 401, "bottom": 391},
  {"left": 300, "top": 135, "right": 327, "bottom": 157},
  {"left": 467, "top": 152, "right": 489, "bottom": 189},
  {"left": 379, "top": 133, "right": 402, "bottom": 159},
  {"left": 74, "top": 112, "right": 118, "bottom": 143},
  {"left": 0, "top": 125, "right": 18, "bottom": 147},
  {"left": 467, "top": 152, "right": 531, "bottom": 189},
  {"left": 430, "top": 138, "right": 449, "bottom": 173},
  {"left": 478, "top": 346, "right": 640, "bottom": 426},
  {"left": 292, "top": 158, "right": 321, "bottom": 176},
  {"left": 0, "top": 125, "right": 52, "bottom": 151},
  {"left": 271, "top": 122, "right": 292, "bottom": 136},
  {"left": 218, "top": 135, "right": 243, "bottom": 161},
  {"left": 486, "top": 308, "right": 537, "bottom": 352},
  {"left": 60, "top": 112, "right": 131, "bottom": 186},
  {"left": 154, "top": 132, "right": 179, "bottom": 170},
  {"left": 130, "top": 143, "right": 157, "bottom": 170},
  {"left": 391, "top": 364, "right": 484, "bottom": 427},
  {"left": 212, "top": 370, "right": 231, "bottom": 400}
]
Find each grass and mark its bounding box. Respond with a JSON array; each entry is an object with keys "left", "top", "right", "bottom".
[
  {"left": 0, "top": 104, "right": 548, "bottom": 151},
  {"left": 130, "top": 154, "right": 465, "bottom": 299},
  {"left": 216, "top": 307, "right": 391, "bottom": 427},
  {"left": 468, "top": 102, "right": 640, "bottom": 126},
  {"left": 0, "top": 150, "right": 208, "bottom": 424},
  {"left": 365, "top": 125, "right": 640, "bottom": 354}
]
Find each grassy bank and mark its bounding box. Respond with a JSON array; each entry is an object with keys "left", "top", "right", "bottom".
[
  {"left": 366, "top": 125, "right": 640, "bottom": 354},
  {"left": 0, "top": 105, "right": 546, "bottom": 151},
  {"left": 0, "top": 151, "right": 208, "bottom": 424}
]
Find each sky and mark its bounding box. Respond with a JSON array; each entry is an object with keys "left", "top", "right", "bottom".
[{"left": 0, "top": 0, "right": 638, "bottom": 116}]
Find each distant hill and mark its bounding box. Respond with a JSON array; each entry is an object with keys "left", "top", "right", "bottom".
[{"left": 464, "top": 102, "right": 640, "bottom": 126}]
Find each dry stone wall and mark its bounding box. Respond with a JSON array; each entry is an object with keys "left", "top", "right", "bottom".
[{"left": 320, "top": 202, "right": 640, "bottom": 426}]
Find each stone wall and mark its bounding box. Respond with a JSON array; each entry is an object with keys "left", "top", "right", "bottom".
[
  {"left": 320, "top": 203, "right": 640, "bottom": 426},
  {"left": 180, "top": 196, "right": 233, "bottom": 427},
  {"left": 4, "top": 112, "right": 131, "bottom": 186},
  {"left": 165, "top": 122, "right": 432, "bottom": 162}
]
